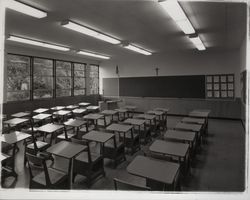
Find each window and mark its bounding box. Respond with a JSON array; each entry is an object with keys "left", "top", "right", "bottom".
[
  {"left": 206, "top": 74, "right": 234, "bottom": 99},
  {"left": 89, "top": 64, "right": 99, "bottom": 95},
  {"left": 33, "top": 58, "right": 53, "bottom": 99},
  {"left": 56, "top": 61, "right": 72, "bottom": 97},
  {"left": 7, "top": 54, "right": 30, "bottom": 101},
  {"left": 74, "top": 63, "right": 86, "bottom": 96}
]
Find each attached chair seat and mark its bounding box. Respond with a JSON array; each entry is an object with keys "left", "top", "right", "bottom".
[
  {"left": 75, "top": 151, "right": 102, "bottom": 163},
  {"left": 57, "top": 133, "right": 75, "bottom": 140},
  {"left": 27, "top": 141, "right": 49, "bottom": 149},
  {"left": 33, "top": 168, "right": 67, "bottom": 186}
]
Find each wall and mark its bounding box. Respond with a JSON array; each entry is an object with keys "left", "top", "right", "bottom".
[
  {"left": 100, "top": 49, "right": 243, "bottom": 119},
  {"left": 2, "top": 44, "right": 102, "bottom": 116}
]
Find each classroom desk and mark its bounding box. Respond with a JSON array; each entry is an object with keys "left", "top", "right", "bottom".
[
  {"left": 53, "top": 110, "right": 72, "bottom": 122},
  {"left": 82, "top": 130, "right": 114, "bottom": 154},
  {"left": 181, "top": 117, "right": 205, "bottom": 125},
  {"left": 164, "top": 130, "right": 196, "bottom": 148},
  {"left": 127, "top": 155, "right": 180, "bottom": 191},
  {"left": 46, "top": 140, "right": 87, "bottom": 189},
  {"left": 115, "top": 108, "right": 128, "bottom": 121},
  {"left": 37, "top": 123, "right": 64, "bottom": 145},
  {"left": 101, "top": 110, "right": 118, "bottom": 122},
  {"left": 86, "top": 106, "right": 100, "bottom": 113},
  {"left": 11, "top": 112, "right": 30, "bottom": 118},
  {"left": 175, "top": 122, "right": 202, "bottom": 146},
  {"left": 154, "top": 108, "right": 169, "bottom": 130},
  {"left": 51, "top": 106, "right": 65, "bottom": 111},
  {"left": 33, "top": 108, "right": 49, "bottom": 114},
  {"left": 149, "top": 140, "right": 189, "bottom": 172},
  {"left": 0, "top": 131, "right": 31, "bottom": 179},
  {"left": 83, "top": 113, "right": 104, "bottom": 129},
  {"left": 106, "top": 123, "right": 133, "bottom": 134},
  {"left": 79, "top": 102, "right": 91, "bottom": 107},
  {"left": 64, "top": 119, "right": 87, "bottom": 138},
  {"left": 134, "top": 114, "right": 156, "bottom": 127},
  {"left": 124, "top": 106, "right": 137, "bottom": 117},
  {"left": 4, "top": 118, "right": 30, "bottom": 131},
  {"left": 123, "top": 118, "right": 146, "bottom": 136},
  {"left": 188, "top": 110, "right": 210, "bottom": 135},
  {"left": 66, "top": 105, "right": 79, "bottom": 110},
  {"left": 72, "top": 108, "right": 87, "bottom": 115},
  {"left": 32, "top": 113, "right": 52, "bottom": 123},
  {"left": 147, "top": 110, "right": 164, "bottom": 119}
]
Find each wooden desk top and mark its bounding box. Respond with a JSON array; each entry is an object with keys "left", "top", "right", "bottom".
[
  {"left": 115, "top": 108, "right": 128, "bottom": 113},
  {"left": 79, "top": 102, "right": 91, "bottom": 107},
  {"left": 181, "top": 117, "right": 205, "bottom": 125},
  {"left": 72, "top": 108, "right": 87, "bottom": 114},
  {"left": 86, "top": 106, "right": 100, "bottom": 110},
  {"left": 4, "top": 118, "right": 29, "bottom": 125},
  {"left": 66, "top": 105, "right": 79, "bottom": 110},
  {"left": 189, "top": 110, "right": 210, "bottom": 118},
  {"left": 33, "top": 108, "right": 49, "bottom": 113},
  {"left": 127, "top": 155, "right": 179, "bottom": 185},
  {"left": 83, "top": 113, "right": 104, "bottom": 120},
  {"left": 164, "top": 130, "right": 196, "bottom": 142},
  {"left": 124, "top": 118, "right": 146, "bottom": 126},
  {"left": 0, "top": 131, "right": 31, "bottom": 144},
  {"left": 82, "top": 130, "right": 114, "bottom": 143},
  {"left": 37, "top": 123, "right": 64, "bottom": 133},
  {"left": 175, "top": 122, "right": 202, "bottom": 132},
  {"left": 46, "top": 141, "right": 86, "bottom": 159},
  {"left": 101, "top": 110, "right": 118, "bottom": 115},
  {"left": 134, "top": 114, "right": 156, "bottom": 120},
  {"left": 107, "top": 123, "right": 133, "bottom": 133},
  {"left": 11, "top": 112, "right": 30, "bottom": 118},
  {"left": 0, "top": 153, "right": 10, "bottom": 162},
  {"left": 64, "top": 119, "right": 86, "bottom": 127},
  {"left": 124, "top": 105, "right": 137, "bottom": 110},
  {"left": 32, "top": 113, "right": 52, "bottom": 120},
  {"left": 53, "top": 110, "right": 71, "bottom": 116},
  {"left": 150, "top": 140, "right": 189, "bottom": 158},
  {"left": 154, "top": 108, "right": 169, "bottom": 113},
  {"left": 147, "top": 110, "right": 164, "bottom": 116},
  {"left": 51, "top": 106, "right": 65, "bottom": 111}
]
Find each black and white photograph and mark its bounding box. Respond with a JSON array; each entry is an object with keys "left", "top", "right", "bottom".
[{"left": 0, "top": 0, "right": 249, "bottom": 199}]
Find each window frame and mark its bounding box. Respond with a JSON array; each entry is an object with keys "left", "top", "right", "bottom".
[
  {"left": 73, "top": 62, "right": 87, "bottom": 96},
  {"left": 6, "top": 53, "right": 91, "bottom": 102},
  {"left": 89, "top": 64, "right": 99, "bottom": 95}
]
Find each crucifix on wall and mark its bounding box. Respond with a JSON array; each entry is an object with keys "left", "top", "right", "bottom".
[{"left": 155, "top": 67, "right": 159, "bottom": 76}]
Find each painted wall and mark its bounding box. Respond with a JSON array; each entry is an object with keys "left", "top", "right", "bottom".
[{"left": 100, "top": 49, "right": 241, "bottom": 97}]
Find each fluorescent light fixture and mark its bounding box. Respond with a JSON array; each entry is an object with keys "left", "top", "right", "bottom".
[
  {"left": 77, "top": 51, "right": 110, "bottom": 59},
  {"left": 5, "top": 0, "right": 47, "bottom": 18},
  {"left": 7, "top": 35, "right": 70, "bottom": 51},
  {"left": 62, "top": 21, "right": 120, "bottom": 44},
  {"left": 124, "top": 44, "right": 152, "bottom": 55},
  {"left": 159, "top": 0, "right": 195, "bottom": 34},
  {"left": 189, "top": 35, "right": 206, "bottom": 51}
]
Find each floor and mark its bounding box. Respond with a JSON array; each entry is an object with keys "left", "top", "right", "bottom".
[{"left": 1, "top": 116, "right": 245, "bottom": 192}]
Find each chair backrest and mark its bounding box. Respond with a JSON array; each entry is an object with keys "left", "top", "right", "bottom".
[
  {"left": 26, "top": 153, "right": 51, "bottom": 186},
  {"left": 113, "top": 178, "right": 150, "bottom": 191}
]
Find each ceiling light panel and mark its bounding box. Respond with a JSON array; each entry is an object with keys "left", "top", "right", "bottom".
[
  {"left": 62, "top": 21, "right": 120, "bottom": 44},
  {"left": 77, "top": 51, "right": 110, "bottom": 59},
  {"left": 124, "top": 44, "right": 152, "bottom": 55},
  {"left": 5, "top": 0, "right": 47, "bottom": 18},
  {"left": 159, "top": 0, "right": 195, "bottom": 34},
  {"left": 7, "top": 35, "right": 69, "bottom": 51}
]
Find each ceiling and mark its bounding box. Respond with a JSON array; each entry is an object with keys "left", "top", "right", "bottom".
[{"left": 4, "top": 0, "right": 247, "bottom": 60}]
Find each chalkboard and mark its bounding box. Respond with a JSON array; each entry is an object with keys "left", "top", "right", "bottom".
[{"left": 119, "top": 75, "right": 205, "bottom": 98}]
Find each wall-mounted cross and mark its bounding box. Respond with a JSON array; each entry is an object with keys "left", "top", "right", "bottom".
[{"left": 155, "top": 67, "right": 159, "bottom": 76}]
